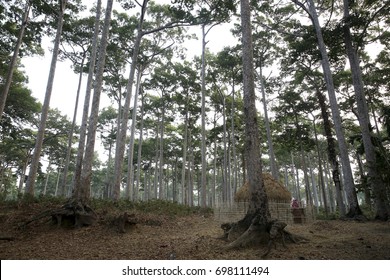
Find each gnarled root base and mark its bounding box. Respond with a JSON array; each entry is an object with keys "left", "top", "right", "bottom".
[
  {"left": 20, "top": 199, "right": 97, "bottom": 229},
  {"left": 221, "top": 217, "right": 308, "bottom": 258}
]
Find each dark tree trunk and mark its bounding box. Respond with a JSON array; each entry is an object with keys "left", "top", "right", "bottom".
[{"left": 316, "top": 89, "right": 346, "bottom": 217}]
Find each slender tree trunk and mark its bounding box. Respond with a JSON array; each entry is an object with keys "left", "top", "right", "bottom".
[
  {"left": 300, "top": 149, "right": 313, "bottom": 209},
  {"left": 73, "top": 0, "right": 102, "bottom": 194},
  {"left": 308, "top": 154, "right": 319, "bottom": 212},
  {"left": 79, "top": 0, "right": 114, "bottom": 202},
  {"left": 113, "top": 0, "right": 148, "bottom": 201},
  {"left": 125, "top": 69, "right": 142, "bottom": 200},
  {"left": 221, "top": 95, "right": 228, "bottom": 203},
  {"left": 153, "top": 122, "right": 159, "bottom": 199},
  {"left": 258, "top": 66, "right": 278, "bottom": 180},
  {"left": 181, "top": 99, "right": 189, "bottom": 204},
  {"left": 18, "top": 154, "right": 30, "bottom": 193},
  {"left": 146, "top": 169, "right": 151, "bottom": 201},
  {"left": 43, "top": 160, "right": 51, "bottom": 196},
  {"left": 227, "top": 132, "right": 232, "bottom": 203},
  {"left": 212, "top": 125, "right": 217, "bottom": 207},
  {"left": 284, "top": 165, "right": 289, "bottom": 189},
  {"left": 54, "top": 167, "right": 61, "bottom": 196},
  {"left": 306, "top": 0, "right": 361, "bottom": 217},
  {"left": 60, "top": 54, "right": 86, "bottom": 196},
  {"left": 294, "top": 111, "right": 311, "bottom": 206},
  {"left": 104, "top": 141, "right": 113, "bottom": 199},
  {"left": 143, "top": 169, "right": 148, "bottom": 201},
  {"left": 0, "top": 2, "right": 31, "bottom": 120},
  {"left": 173, "top": 157, "right": 178, "bottom": 202},
  {"left": 291, "top": 153, "right": 301, "bottom": 202},
  {"left": 324, "top": 157, "right": 336, "bottom": 213},
  {"left": 343, "top": 0, "right": 389, "bottom": 220},
  {"left": 112, "top": 88, "right": 123, "bottom": 197},
  {"left": 135, "top": 89, "right": 145, "bottom": 201},
  {"left": 25, "top": 1, "right": 67, "bottom": 196},
  {"left": 200, "top": 24, "right": 207, "bottom": 207},
  {"left": 312, "top": 118, "right": 328, "bottom": 216},
  {"left": 356, "top": 152, "right": 371, "bottom": 207},
  {"left": 187, "top": 128, "right": 193, "bottom": 206},
  {"left": 158, "top": 94, "right": 166, "bottom": 200},
  {"left": 231, "top": 82, "right": 238, "bottom": 198}
]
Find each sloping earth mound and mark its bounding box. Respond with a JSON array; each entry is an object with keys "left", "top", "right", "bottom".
[{"left": 0, "top": 202, "right": 389, "bottom": 260}]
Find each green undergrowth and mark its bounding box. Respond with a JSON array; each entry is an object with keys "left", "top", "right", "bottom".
[
  {"left": 315, "top": 204, "right": 377, "bottom": 220},
  {"left": 90, "top": 198, "right": 213, "bottom": 217},
  {"left": 1, "top": 195, "right": 213, "bottom": 217}
]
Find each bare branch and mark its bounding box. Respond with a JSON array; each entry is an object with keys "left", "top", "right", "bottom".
[{"left": 290, "top": 0, "right": 313, "bottom": 22}]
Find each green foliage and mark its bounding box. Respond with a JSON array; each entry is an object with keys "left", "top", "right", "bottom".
[
  {"left": 97, "top": 106, "right": 118, "bottom": 150},
  {"left": 0, "top": 61, "right": 40, "bottom": 127},
  {"left": 0, "top": 1, "right": 42, "bottom": 57},
  {"left": 133, "top": 199, "right": 213, "bottom": 216},
  {"left": 0, "top": 192, "right": 68, "bottom": 208},
  {"left": 0, "top": 58, "right": 78, "bottom": 197},
  {"left": 169, "top": 0, "right": 236, "bottom": 25},
  {"left": 89, "top": 198, "right": 213, "bottom": 216}
]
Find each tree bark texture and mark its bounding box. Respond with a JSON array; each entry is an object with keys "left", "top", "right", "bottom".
[
  {"left": 73, "top": 0, "right": 102, "bottom": 196},
  {"left": 343, "top": 0, "right": 389, "bottom": 220},
  {"left": 79, "top": 0, "right": 113, "bottom": 202},
  {"left": 306, "top": 0, "right": 361, "bottom": 216},
  {"left": 230, "top": 0, "right": 270, "bottom": 239},
  {"left": 125, "top": 69, "right": 142, "bottom": 200}
]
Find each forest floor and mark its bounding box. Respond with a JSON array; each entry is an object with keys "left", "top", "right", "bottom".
[{"left": 0, "top": 200, "right": 389, "bottom": 260}]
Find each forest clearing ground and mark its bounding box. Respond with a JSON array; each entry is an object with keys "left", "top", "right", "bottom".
[{"left": 0, "top": 202, "right": 390, "bottom": 260}]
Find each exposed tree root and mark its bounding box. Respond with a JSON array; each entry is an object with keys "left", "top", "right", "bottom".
[
  {"left": 225, "top": 222, "right": 269, "bottom": 250},
  {"left": 221, "top": 218, "right": 309, "bottom": 257},
  {"left": 19, "top": 199, "right": 97, "bottom": 229}
]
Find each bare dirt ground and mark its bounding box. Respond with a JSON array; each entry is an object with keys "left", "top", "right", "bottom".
[{"left": 1, "top": 202, "right": 390, "bottom": 260}]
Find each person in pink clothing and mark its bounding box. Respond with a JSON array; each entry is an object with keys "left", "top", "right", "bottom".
[{"left": 291, "top": 198, "right": 299, "bottom": 208}]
